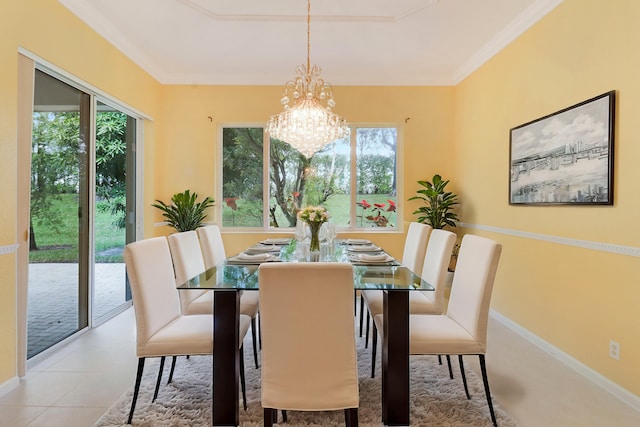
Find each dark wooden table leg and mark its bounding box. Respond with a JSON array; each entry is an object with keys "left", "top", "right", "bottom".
[
  {"left": 381, "top": 290, "right": 410, "bottom": 426},
  {"left": 213, "top": 290, "right": 240, "bottom": 426}
]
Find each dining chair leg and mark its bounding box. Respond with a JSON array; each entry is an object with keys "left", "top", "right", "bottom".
[
  {"left": 264, "top": 408, "right": 275, "bottom": 427},
  {"left": 446, "top": 355, "right": 454, "bottom": 379},
  {"left": 258, "top": 312, "right": 262, "bottom": 350},
  {"left": 167, "top": 356, "right": 177, "bottom": 384},
  {"left": 479, "top": 355, "right": 498, "bottom": 427},
  {"left": 345, "top": 407, "right": 359, "bottom": 426},
  {"left": 251, "top": 317, "right": 259, "bottom": 368},
  {"left": 240, "top": 346, "right": 247, "bottom": 411},
  {"left": 370, "top": 323, "right": 378, "bottom": 378},
  {"left": 438, "top": 355, "right": 442, "bottom": 365},
  {"left": 364, "top": 312, "right": 370, "bottom": 348},
  {"left": 282, "top": 409, "right": 288, "bottom": 422},
  {"left": 358, "top": 296, "right": 364, "bottom": 337},
  {"left": 127, "top": 358, "right": 145, "bottom": 424},
  {"left": 354, "top": 290, "right": 357, "bottom": 315},
  {"left": 152, "top": 356, "right": 166, "bottom": 402},
  {"left": 458, "top": 355, "right": 471, "bottom": 399}
]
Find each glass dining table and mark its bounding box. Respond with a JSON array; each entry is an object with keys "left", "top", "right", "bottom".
[{"left": 178, "top": 239, "right": 434, "bottom": 426}]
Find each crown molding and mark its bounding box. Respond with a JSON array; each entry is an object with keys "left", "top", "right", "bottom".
[{"left": 453, "top": 0, "right": 564, "bottom": 84}]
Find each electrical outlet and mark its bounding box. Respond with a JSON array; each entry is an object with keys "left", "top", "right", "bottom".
[{"left": 609, "top": 340, "right": 620, "bottom": 360}]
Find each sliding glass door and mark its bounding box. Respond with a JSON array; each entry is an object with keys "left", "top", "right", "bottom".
[
  {"left": 28, "top": 70, "right": 90, "bottom": 358},
  {"left": 27, "top": 70, "right": 137, "bottom": 359},
  {"left": 93, "top": 100, "right": 135, "bottom": 323}
]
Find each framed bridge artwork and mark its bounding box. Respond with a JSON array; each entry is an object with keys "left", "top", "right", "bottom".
[{"left": 509, "top": 91, "right": 615, "bottom": 205}]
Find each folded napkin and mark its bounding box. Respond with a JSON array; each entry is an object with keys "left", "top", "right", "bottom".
[
  {"left": 346, "top": 238, "right": 370, "bottom": 245},
  {"left": 245, "top": 245, "right": 280, "bottom": 253},
  {"left": 260, "top": 238, "right": 291, "bottom": 245},
  {"left": 238, "top": 252, "right": 271, "bottom": 261},
  {"left": 227, "top": 252, "right": 281, "bottom": 265},
  {"left": 348, "top": 243, "right": 380, "bottom": 252},
  {"left": 358, "top": 253, "right": 390, "bottom": 262}
]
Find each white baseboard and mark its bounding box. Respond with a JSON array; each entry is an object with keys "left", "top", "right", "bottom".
[
  {"left": 490, "top": 310, "right": 640, "bottom": 413},
  {"left": 0, "top": 376, "right": 20, "bottom": 397}
]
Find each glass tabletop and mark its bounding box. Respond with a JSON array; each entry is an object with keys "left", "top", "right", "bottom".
[{"left": 178, "top": 239, "right": 434, "bottom": 292}]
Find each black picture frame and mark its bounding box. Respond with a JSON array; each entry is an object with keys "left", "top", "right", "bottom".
[{"left": 509, "top": 91, "right": 615, "bottom": 205}]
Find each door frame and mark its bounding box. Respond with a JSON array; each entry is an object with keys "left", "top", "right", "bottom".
[{"left": 16, "top": 49, "right": 148, "bottom": 375}]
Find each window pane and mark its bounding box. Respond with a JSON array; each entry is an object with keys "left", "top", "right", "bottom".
[
  {"left": 268, "top": 137, "right": 351, "bottom": 229},
  {"left": 222, "top": 128, "right": 263, "bottom": 227},
  {"left": 356, "top": 128, "right": 398, "bottom": 228},
  {"left": 223, "top": 126, "right": 398, "bottom": 230}
]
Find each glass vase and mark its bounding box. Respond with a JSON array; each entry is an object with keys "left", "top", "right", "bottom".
[{"left": 308, "top": 222, "right": 321, "bottom": 253}]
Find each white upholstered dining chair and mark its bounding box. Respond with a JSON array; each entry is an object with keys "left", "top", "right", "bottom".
[
  {"left": 373, "top": 234, "right": 503, "bottom": 426},
  {"left": 123, "top": 236, "right": 252, "bottom": 423},
  {"left": 167, "top": 229, "right": 252, "bottom": 404},
  {"left": 359, "top": 221, "right": 432, "bottom": 339},
  {"left": 196, "top": 225, "right": 261, "bottom": 368},
  {"left": 259, "top": 263, "right": 359, "bottom": 426},
  {"left": 368, "top": 228, "right": 457, "bottom": 376},
  {"left": 167, "top": 230, "right": 208, "bottom": 314}
]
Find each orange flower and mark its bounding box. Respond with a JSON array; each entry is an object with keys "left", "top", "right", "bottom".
[
  {"left": 359, "top": 199, "right": 371, "bottom": 209},
  {"left": 387, "top": 199, "right": 397, "bottom": 212},
  {"left": 224, "top": 197, "right": 238, "bottom": 211}
]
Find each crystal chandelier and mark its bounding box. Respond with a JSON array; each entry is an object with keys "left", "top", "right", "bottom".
[{"left": 266, "top": 0, "right": 349, "bottom": 158}]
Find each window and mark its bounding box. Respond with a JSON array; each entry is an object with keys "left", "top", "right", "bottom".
[{"left": 221, "top": 125, "right": 399, "bottom": 230}]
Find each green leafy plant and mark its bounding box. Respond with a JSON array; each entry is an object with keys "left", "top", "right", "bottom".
[
  {"left": 409, "top": 174, "right": 459, "bottom": 229},
  {"left": 152, "top": 190, "right": 214, "bottom": 232}
]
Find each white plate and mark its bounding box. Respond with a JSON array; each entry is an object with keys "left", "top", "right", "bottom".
[
  {"left": 351, "top": 254, "right": 394, "bottom": 264},
  {"left": 227, "top": 253, "right": 280, "bottom": 264},
  {"left": 259, "top": 238, "right": 291, "bottom": 245},
  {"left": 238, "top": 253, "right": 271, "bottom": 261},
  {"left": 346, "top": 238, "right": 371, "bottom": 245},
  {"left": 245, "top": 245, "right": 280, "bottom": 254},
  {"left": 347, "top": 244, "right": 381, "bottom": 252}
]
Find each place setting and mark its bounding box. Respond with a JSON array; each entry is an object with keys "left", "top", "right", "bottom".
[
  {"left": 348, "top": 252, "right": 398, "bottom": 266},
  {"left": 346, "top": 242, "right": 382, "bottom": 253},
  {"left": 258, "top": 237, "right": 292, "bottom": 246},
  {"left": 225, "top": 251, "right": 281, "bottom": 265},
  {"left": 243, "top": 244, "right": 281, "bottom": 254}
]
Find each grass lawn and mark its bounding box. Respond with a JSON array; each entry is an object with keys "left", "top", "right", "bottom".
[
  {"left": 222, "top": 193, "right": 398, "bottom": 228},
  {"left": 29, "top": 193, "right": 126, "bottom": 263}
]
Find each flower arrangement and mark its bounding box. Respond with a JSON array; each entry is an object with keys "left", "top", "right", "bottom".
[
  {"left": 357, "top": 199, "right": 396, "bottom": 227},
  {"left": 298, "top": 206, "right": 329, "bottom": 251}
]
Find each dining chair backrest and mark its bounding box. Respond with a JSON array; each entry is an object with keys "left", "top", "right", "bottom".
[
  {"left": 446, "top": 234, "right": 502, "bottom": 350},
  {"left": 259, "top": 262, "right": 359, "bottom": 412},
  {"left": 402, "top": 222, "right": 432, "bottom": 276},
  {"left": 419, "top": 228, "right": 457, "bottom": 313},
  {"left": 196, "top": 225, "right": 226, "bottom": 270},
  {"left": 167, "top": 230, "right": 208, "bottom": 313},
  {"left": 123, "top": 237, "right": 181, "bottom": 355}
]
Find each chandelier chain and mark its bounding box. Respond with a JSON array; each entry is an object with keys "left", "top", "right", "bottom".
[{"left": 266, "top": 0, "right": 349, "bottom": 158}]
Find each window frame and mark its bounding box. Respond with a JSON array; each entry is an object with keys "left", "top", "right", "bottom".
[{"left": 217, "top": 122, "right": 403, "bottom": 232}]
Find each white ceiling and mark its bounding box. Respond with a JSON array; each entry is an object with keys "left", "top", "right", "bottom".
[{"left": 58, "top": 0, "right": 562, "bottom": 86}]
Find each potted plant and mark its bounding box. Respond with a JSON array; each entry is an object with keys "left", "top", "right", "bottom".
[
  {"left": 409, "top": 174, "right": 459, "bottom": 229},
  {"left": 152, "top": 189, "right": 214, "bottom": 232}
]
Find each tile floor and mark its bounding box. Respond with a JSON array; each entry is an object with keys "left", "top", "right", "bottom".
[{"left": 1, "top": 303, "right": 639, "bottom": 426}]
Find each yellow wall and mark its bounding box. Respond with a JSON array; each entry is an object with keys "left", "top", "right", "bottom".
[
  {"left": 453, "top": 0, "right": 640, "bottom": 395},
  {"left": 0, "top": 0, "right": 160, "bottom": 383}
]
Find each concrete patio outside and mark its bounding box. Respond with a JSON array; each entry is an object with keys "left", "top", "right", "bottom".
[{"left": 27, "top": 262, "right": 128, "bottom": 358}]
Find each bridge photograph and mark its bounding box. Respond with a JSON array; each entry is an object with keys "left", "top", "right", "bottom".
[{"left": 509, "top": 91, "right": 615, "bottom": 205}]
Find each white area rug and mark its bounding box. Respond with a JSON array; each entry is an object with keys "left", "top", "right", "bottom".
[{"left": 95, "top": 321, "right": 518, "bottom": 427}]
